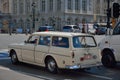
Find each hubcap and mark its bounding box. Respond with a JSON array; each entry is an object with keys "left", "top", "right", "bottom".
[
  {"left": 48, "top": 60, "right": 56, "bottom": 72},
  {"left": 12, "top": 54, "right": 17, "bottom": 62}
]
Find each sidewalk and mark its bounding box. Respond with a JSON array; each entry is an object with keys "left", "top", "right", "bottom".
[{"left": 0, "top": 49, "right": 9, "bottom": 53}]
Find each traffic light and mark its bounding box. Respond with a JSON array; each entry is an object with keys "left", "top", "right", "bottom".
[{"left": 112, "top": 3, "right": 120, "bottom": 18}]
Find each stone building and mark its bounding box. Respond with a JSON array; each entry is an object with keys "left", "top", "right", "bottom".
[{"left": 0, "top": 0, "right": 119, "bottom": 32}]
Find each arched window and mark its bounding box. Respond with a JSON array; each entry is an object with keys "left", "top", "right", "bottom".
[
  {"left": 67, "top": 18, "right": 72, "bottom": 25},
  {"left": 41, "top": 18, "right": 46, "bottom": 26}
]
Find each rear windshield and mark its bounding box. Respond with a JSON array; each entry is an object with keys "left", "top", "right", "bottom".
[
  {"left": 63, "top": 26, "right": 72, "bottom": 29},
  {"left": 39, "top": 27, "right": 47, "bottom": 31},
  {"left": 72, "top": 36, "right": 97, "bottom": 48},
  {"left": 63, "top": 26, "right": 79, "bottom": 29},
  {"left": 39, "top": 26, "right": 54, "bottom": 31},
  {"left": 73, "top": 26, "right": 79, "bottom": 29}
]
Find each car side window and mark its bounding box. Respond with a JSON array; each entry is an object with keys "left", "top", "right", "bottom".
[
  {"left": 52, "top": 36, "right": 69, "bottom": 48},
  {"left": 39, "top": 36, "right": 50, "bottom": 46},
  {"left": 113, "top": 23, "right": 120, "bottom": 35},
  {"left": 27, "top": 35, "right": 38, "bottom": 44}
]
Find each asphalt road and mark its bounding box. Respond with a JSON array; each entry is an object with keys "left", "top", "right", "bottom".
[
  {"left": 0, "top": 51, "right": 120, "bottom": 80},
  {"left": 0, "top": 34, "right": 120, "bottom": 80}
]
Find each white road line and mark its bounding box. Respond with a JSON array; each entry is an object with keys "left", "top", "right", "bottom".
[
  {"left": 72, "top": 71, "right": 113, "bottom": 80},
  {"left": 85, "top": 73, "right": 113, "bottom": 80},
  {"left": 18, "top": 71, "right": 56, "bottom": 80},
  {"left": 0, "top": 66, "right": 55, "bottom": 80}
]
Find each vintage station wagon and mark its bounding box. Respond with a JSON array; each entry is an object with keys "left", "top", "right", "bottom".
[{"left": 8, "top": 32, "right": 101, "bottom": 73}]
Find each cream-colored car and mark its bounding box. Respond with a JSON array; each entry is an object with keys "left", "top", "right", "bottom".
[{"left": 9, "top": 32, "right": 101, "bottom": 73}]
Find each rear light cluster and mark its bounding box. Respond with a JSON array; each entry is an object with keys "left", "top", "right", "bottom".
[
  {"left": 45, "top": 29, "right": 48, "bottom": 32},
  {"left": 80, "top": 54, "right": 92, "bottom": 61}
]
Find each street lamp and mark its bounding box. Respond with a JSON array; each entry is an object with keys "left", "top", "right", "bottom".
[{"left": 32, "top": 2, "right": 36, "bottom": 32}]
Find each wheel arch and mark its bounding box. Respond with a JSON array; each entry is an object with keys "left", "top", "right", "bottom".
[
  {"left": 9, "top": 49, "right": 16, "bottom": 57},
  {"left": 44, "top": 55, "right": 58, "bottom": 67},
  {"left": 101, "top": 48, "right": 116, "bottom": 61}
]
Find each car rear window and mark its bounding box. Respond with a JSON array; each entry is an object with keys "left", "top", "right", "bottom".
[
  {"left": 39, "top": 27, "right": 47, "bottom": 31},
  {"left": 73, "top": 36, "right": 97, "bottom": 48},
  {"left": 63, "top": 26, "right": 72, "bottom": 29},
  {"left": 73, "top": 26, "right": 79, "bottom": 29}
]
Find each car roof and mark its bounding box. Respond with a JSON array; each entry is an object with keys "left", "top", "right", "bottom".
[
  {"left": 63, "top": 25, "right": 78, "bottom": 27},
  {"left": 39, "top": 26, "right": 53, "bottom": 28},
  {"left": 32, "top": 31, "right": 92, "bottom": 37}
]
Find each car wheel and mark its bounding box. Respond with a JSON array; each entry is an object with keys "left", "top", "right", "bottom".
[
  {"left": 101, "top": 51, "right": 116, "bottom": 68},
  {"left": 46, "top": 58, "right": 58, "bottom": 73},
  {"left": 11, "top": 51, "right": 19, "bottom": 64}
]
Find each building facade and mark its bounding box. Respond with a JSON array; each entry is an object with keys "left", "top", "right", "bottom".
[{"left": 0, "top": 0, "right": 119, "bottom": 32}]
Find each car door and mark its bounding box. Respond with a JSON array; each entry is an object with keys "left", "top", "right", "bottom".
[
  {"left": 21, "top": 35, "right": 39, "bottom": 62},
  {"left": 35, "top": 36, "right": 50, "bottom": 64},
  {"left": 110, "top": 22, "right": 120, "bottom": 61}
]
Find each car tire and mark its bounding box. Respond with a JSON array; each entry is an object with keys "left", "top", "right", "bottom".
[
  {"left": 101, "top": 51, "right": 116, "bottom": 68},
  {"left": 11, "top": 51, "right": 19, "bottom": 65},
  {"left": 46, "top": 58, "right": 58, "bottom": 74}
]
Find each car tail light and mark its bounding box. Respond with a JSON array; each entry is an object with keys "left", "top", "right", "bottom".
[
  {"left": 45, "top": 29, "right": 48, "bottom": 32},
  {"left": 80, "top": 54, "right": 92, "bottom": 61}
]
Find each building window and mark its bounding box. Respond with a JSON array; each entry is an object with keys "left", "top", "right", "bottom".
[
  {"left": 19, "top": 0, "right": 24, "bottom": 14},
  {"left": 75, "top": 0, "right": 79, "bottom": 11},
  {"left": 25, "top": 0, "right": 30, "bottom": 14},
  {"left": 68, "top": 0, "right": 72, "bottom": 10},
  {"left": 13, "top": 0, "right": 17, "bottom": 14},
  {"left": 82, "top": 0, "right": 87, "bottom": 13},
  {"left": 57, "top": 0, "right": 61, "bottom": 11},
  {"left": 41, "top": 0, "right": 45, "bottom": 12},
  {"left": 96, "top": 0, "right": 100, "bottom": 14},
  {"left": 41, "top": 18, "right": 46, "bottom": 26},
  {"left": 49, "top": 0, "right": 53, "bottom": 11},
  {"left": 88, "top": 0, "right": 92, "bottom": 12}
]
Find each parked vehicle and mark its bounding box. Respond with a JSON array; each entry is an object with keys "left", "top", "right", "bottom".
[
  {"left": 38, "top": 26, "right": 55, "bottom": 32},
  {"left": 98, "top": 21, "right": 120, "bottom": 68},
  {"left": 8, "top": 31, "right": 101, "bottom": 73},
  {"left": 62, "top": 25, "right": 80, "bottom": 32},
  {"left": 96, "top": 27, "right": 107, "bottom": 35}
]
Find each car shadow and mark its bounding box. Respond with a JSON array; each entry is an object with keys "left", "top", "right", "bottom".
[{"left": 0, "top": 57, "right": 120, "bottom": 80}]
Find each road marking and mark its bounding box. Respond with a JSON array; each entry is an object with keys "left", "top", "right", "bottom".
[
  {"left": 0, "top": 66, "right": 55, "bottom": 80},
  {"left": 71, "top": 71, "right": 112, "bottom": 80},
  {"left": 18, "top": 71, "right": 56, "bottom": 80},
  {"left": 85, "top": 73, "right": 112, "bottom": 80}
]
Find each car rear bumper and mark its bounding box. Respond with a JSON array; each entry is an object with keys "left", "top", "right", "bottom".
[{"left": 65, "top": 62, "right": 102, "bottom": 69}]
